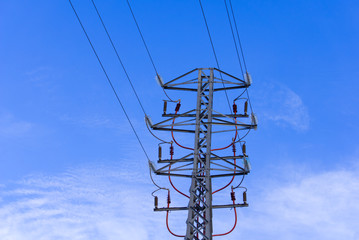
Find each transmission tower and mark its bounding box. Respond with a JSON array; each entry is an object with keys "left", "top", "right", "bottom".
[
  {"left": 148, "top": 68, "right": 257, "bottom": 240},
  {"left": 69, "top": 1, "right": 256, "bottom": 238}
]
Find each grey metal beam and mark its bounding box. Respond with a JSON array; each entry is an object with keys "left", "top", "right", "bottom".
[
  {"left": 158, "top": 155, "right": 245, "bottom": 163},
  {"left": 162, "top": 113, "right": 249, "bottom": 118},
  {"left": 154, "top": 203, "right": 248, "bottom": 212}
]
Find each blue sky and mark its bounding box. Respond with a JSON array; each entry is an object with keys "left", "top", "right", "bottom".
[{"left": 0, "top": 0, "right": 359, "bottom": 239}]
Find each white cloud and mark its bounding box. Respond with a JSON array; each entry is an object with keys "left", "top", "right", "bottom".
[
  {"left": 254, "top": 82, "right": 310, "bottom": 131},
  {"left": 0, "top": 114, "right": 32, "bottom": 138},
  {"left": 238, "top": 166, "right": 359, "bottom": 240},
  {"left": 0, "top": 163, "right": 170, "bottom": 240},
  {"left": 60, "top": 114, "right": 127, "bottom": 130},
  {"left": 0, "top": 162, "right": 358, "bottom": 240}
]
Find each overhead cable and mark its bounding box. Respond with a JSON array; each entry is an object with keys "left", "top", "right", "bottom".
[
  {"left": 126, "top": 0, "right": 175, "bottom": 102},
  {"left": 69, "top": 0, "right": 149, "bottom": 160},
  {"left": 69, "top": 0, "right": 166, "bottom": 190},
  {"left": 223, "top": 0, "right": 244, "bottom": 78},
  {"left": 229, "top": 0, "right": 248, "bottom": 72},
  {"left": 91, "top": 0, "right": 170, "bottom": 144},
  {"left": 91, "top": 0, "right": 147, "bottom": 116},
  {"left": 198, "top": 0, "right": 232, "bottom": 114},
  {"left": 228, "top": 0, "right": 254, "bottom": 112}
]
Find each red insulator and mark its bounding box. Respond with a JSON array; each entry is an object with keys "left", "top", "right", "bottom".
[
  {"left": 175, "top": 102, "right": 181, "bottom": 112},
  {"left": 170, "top": 145, "right": 174, "bottom": 157},
  {"left": 244, "top": 101, "right": 248, "bottom": 115},
  {"left": 167, "top": 191, "right": 171, "bottom": 204},
  {"left": 232, "top": 143, "right": 236, "bottom": 153},
  {"left": 231, "top": 191, "right": 236, "bottom": 201},
  {"left": 243, "top": 191, "right": 247, "bottom": 203},
  {"left": 233, "top": 102, "right": 238, "bottom": 114},
  {"left": 154, "top": 196, "right": 158, "bottom": 208}
]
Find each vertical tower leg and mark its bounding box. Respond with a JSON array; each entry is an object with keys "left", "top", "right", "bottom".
[{"left": 185, "top": 69, "right": 214, "bottom": 240}]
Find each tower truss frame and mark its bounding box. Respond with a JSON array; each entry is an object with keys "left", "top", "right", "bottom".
[{"left": 150, "top": 68, "right": 256, "bottom": 240}]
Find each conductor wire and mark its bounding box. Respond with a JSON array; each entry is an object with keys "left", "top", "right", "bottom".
[
  {"left": 213, "top": 188, "right": 238, "bottom": 236},
  {"left": 149, "top": 162, "right": 169, "bottom": 191},
  {"left": 91, "top": 0, "right": 147, "bottom": 116},
  {"left": 146, "top": 119, "right": 171, "bottom": 144},
  {"left": 69, "top": 0, "right": 166, "bottom": 191},
  {"left": 212, "top": 140, "right": 236, "bottom": 194},
  {"left": 224, "top": 0, "right": 244, "bottom": 78},
  {"left": 126, "top": 0, "right": 175, "bottom": 102},
  {"left": 92, "top": 0, "right": 171, "bottom": 144},
  {"left": 166, "top": 191, "right": 185, "bottom": 237},
  {"left": 168, "top": 145, "right": 190, "bottom": 198},
  {"left": 198, "top": 0, "right": 232, "bottom": 114},
  {"left": 229, "top": 0, "right": 247, "bottom": 72},
  {"left": 228, "top": 0, "right": 254, "bottom": 113}
]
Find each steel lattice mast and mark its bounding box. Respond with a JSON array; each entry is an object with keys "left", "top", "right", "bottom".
[
  {"left": 186, "top": 69, "right": 214, "bottom": 239},
  {"left": 149, "top": 68, "right": 257, "bottom": 240}
]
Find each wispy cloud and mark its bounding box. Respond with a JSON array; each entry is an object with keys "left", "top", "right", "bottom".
[
  {"left": 0, "top": 161, "right": 358, "bottom": 239},
  {"left": 238, "top": 165, "right": 359, "bottom": 240},
  {"left": 60, "top": 114, "right": 123, "bottom": 130},
  {"left": 0, "top": 113, "right": 32, "bottom": 138},
  {"left": 0, "top": 163, "right": 168, "bottom": 240},
  {"left": 254, "top": 82, "right": 310, "bottom": 131},
  {"left": 25, "top": 67, "right": 55, "bottom": 85}
]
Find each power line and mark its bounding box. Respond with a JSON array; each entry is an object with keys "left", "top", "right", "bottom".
[
  {"left": 68, "top": 0, "right": 150, "bottom": 161},
  {"left": 91, "top": 0, "right": 171, "bottom": 144},
  {"left": 224, "top": 0, "right": 244, "bottom": 78},
  {"left": 228, "top": 0, "right": 254, "bottom": 112},
  {"left": 198, "top": 0, "right": 232, "bottom": 114},
  {"left": 91, "top": 0, "right": 147, "bottom": 116},
  {"left": 126, "top": 0, "right": 158, "bottom": 75},
  {"left": 126, "top": 0, "right": 175, "bottom": 102},
  {"left": 69, "top": 0, "right": 169, "bottom": 191},
  {"left": 229, "top": 0, "right": 248, "bottom": 72}
]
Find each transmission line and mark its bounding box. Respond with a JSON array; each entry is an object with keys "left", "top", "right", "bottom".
[
  {"left": 198, "top": 0, "right": 232, "bottom": 114},
  {"left": 228, "top": 0, "right": 254, "bottom": 112},
  {"left": 90, "top": 0, "right": 147, "bottom": 116},
  {"left": 223, "top": 0, "right": 244, "bottom": 78},
  {"left": 126, "top": 0, "right": 175, "bottom": 102},
  {"left": 68, "top": 0, "right": 150, "bottom": 161},
  {"left": 229, "top": 0, "right": 248, "bottom": 72},
  {"left": 69, "top": 0, "right": 170, "bottom": 191}
]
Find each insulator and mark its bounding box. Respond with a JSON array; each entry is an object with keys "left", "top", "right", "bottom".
[
  {"left": 231, "top": 191, "right": 236, "bottom": 201},
  {"left": 244, "top": 101, "right": 248, "bottom": 115},
  {"left": 251, "top": 112, "right": 258, "bottom": 130},
  {"left": 233, "top": 102, "right": 238, "bottom": 114},
  {"left": 154, "top": 196, "right": 158, "bottom": 208},
  {"left": 245, "top": 72, "right": 252, "bottom": 86},
  {"left": 232, "top": 143, "right": 236, "bottom": 153},
  {"left": 148, "top": 161, "right": 156, "bottom": 171},
  {"left": 242, "top": 143, "right": 246, "bottom": 156},
  {"left": 243, "top": 191, "right": 247, "bottom": 203},
  {"left": 167, "top": 191, "right": 171, "bottom": 204},
  {"left": 145, "top": 115, "right": 153, "bottom": 127},
  {"left": 170, "top": 145, "right": 174, "bottom": 157},
  {"left": 244, "top": 157, "right": 251, "bottom": 171},
  {"left": 156, "top": 74, "right": 164, "bottom": 87},
  {"left": 158, "top": 145, "right": 162, "bottom": 160},
  {"left": 163, "top": 101, "right": 167, "bottom": 114},
  {"left": 175, "top": 102, "right": 181, "bottom": 112}
]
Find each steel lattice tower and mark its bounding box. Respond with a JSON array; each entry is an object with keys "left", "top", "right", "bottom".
[{"left": 149, "top": 68, "right": 256, "bottom": 240}]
